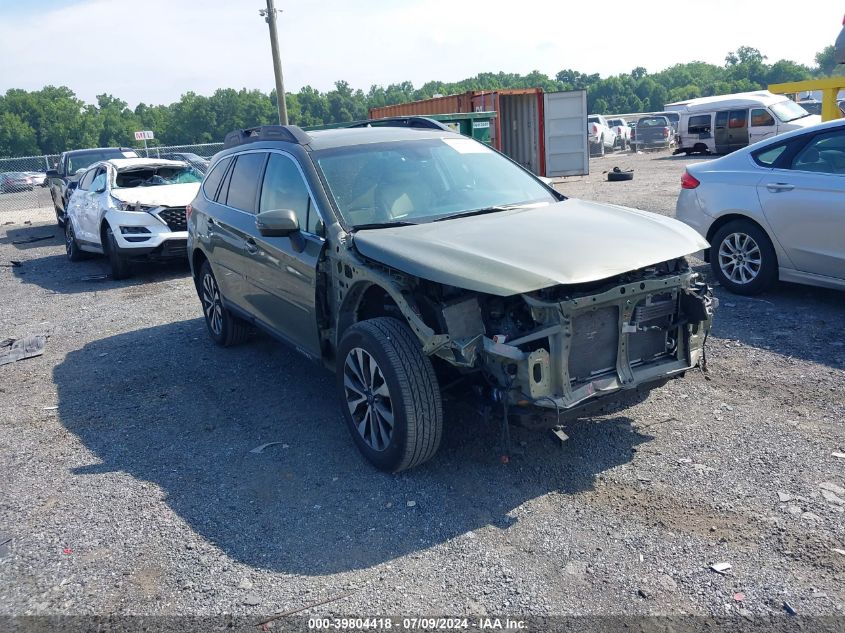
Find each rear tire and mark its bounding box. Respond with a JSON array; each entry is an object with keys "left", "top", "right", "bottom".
[
  {"left": 710, "top": 220, "right": 777, "bottom": 295},
  {"left": 65, "top": 221, "right": 85, "bottom": 262},
  {"left": 197, "top": 260, "right": 251, "bottom": 346},
  {"left": 104, "top": 225, "right": 132, "bottom": 280},
  {"left": 337, "top": 317, "right": 443, "bottom": 472}
]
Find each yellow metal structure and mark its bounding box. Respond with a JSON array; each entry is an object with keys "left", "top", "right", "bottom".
[{"left": 768, "top": 77, "right": 844, "bottom": 122}]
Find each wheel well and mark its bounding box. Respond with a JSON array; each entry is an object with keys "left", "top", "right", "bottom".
[
  {"left": 99, "top": 220, "right": 110, "bottom": 246},
  {"left": 192, "top": 249, "right": 208, "bottom": 283},
  {"left": 705, "top": 214, "right": 773, "bottom": 264},
  {"left": 336, "top": 282, "right": 407, "bottom": 344}
]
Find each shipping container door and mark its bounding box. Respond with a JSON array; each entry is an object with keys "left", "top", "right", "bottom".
[{"left": 543, "top": 90, "right": 589, "bottom": 177}]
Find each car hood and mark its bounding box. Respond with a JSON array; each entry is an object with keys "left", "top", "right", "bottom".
[
  {"left": 111, "top": 183, "right": 200, "bottom": 207},
  {"left": 352, "top": 200, "right": 709, "bottom": 296}
]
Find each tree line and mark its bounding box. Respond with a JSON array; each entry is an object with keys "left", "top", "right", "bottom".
[{"left": 0, "top": 46, "right": 838, "bottom": 158}]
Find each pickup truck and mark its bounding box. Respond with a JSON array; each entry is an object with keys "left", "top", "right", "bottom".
[
  {"left": 631, "top": 116, "right": 674, "bottom": 152},
  {"left": 606, "top": 117, "right": 630, "bottom": 151},
  {"left": 46, "top": 147, "right": 138, "bottom": 226},
  {"left": 587, "top": 115, "right": 617, "bottom": 156}
]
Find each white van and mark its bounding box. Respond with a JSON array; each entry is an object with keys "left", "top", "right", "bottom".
[{"left": 666, "top": 91, "right": 822, "bottom": 155}]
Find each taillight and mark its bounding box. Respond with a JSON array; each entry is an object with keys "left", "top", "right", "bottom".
[
  {"left": 681, "top": 170, "right": 700, "bottom": 189},
  {"left": 631, "top": 128, "right": 636, "bottom": 140},
  {"left": 842, "top": 12, "right": 844, "bottom": 24},
  {"left": 185, "top": 203, "right": 193, "bottom": 221},
  {"left": 663, "top": 126, "right": 670, "bottom": 138}
]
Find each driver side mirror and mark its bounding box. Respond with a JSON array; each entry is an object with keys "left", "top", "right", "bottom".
[
  {"left": 256, "top": 208, "right": 299, "bottom": 237},
  {"left": 46, "top": 169, "right": 60, "bottom": 178}
]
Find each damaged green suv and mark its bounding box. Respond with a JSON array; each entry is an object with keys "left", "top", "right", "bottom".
[{"left": 187, "top": 123, "right": 716, "bottom": 471}]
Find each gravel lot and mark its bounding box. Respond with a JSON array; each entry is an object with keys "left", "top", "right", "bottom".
[{"left": 1, "top": 150, "right": 844, "bottom": 623}]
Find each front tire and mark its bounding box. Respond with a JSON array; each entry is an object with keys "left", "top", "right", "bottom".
[
  {"left": 104, "top": 224, "right": 132, "bottom": 280},
  {"left": 337, "top": 317, "right": 443, "bottom": 472},
  {"left": 710, "top": 220, "right": 777, "bottom": 295},
  {"left": 197, "top": 260, "right": 250, "bottom": 346}
]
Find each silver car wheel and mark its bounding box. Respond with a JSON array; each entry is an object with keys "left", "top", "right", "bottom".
[
  {"left": 201, "top": 272, "right": 223, "bottom": 336},
  {"left": 343, "top": 347, "right": 394, "bottom": 452},
  {"left": 718, "top": 232, "right": 762, "bottom": 285}
]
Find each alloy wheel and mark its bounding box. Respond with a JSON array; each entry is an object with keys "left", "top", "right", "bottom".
[
  {"left": 718, "top": 232, "right": 761, "bottom": 284},
  {"left": 343, "top": 347, "right": 394, "bottom": 452},
  {"left": 201, "top": 272, "right": 223, "bottom": 336}
]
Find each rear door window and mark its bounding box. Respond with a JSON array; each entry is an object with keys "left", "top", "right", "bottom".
[
  {"left": 728, "top": 110, "right": 748, "bottom": 129},
  {"left": 790, "top": 130, "right": 845, "bottom": 174},
  {"left": 225, "top": 152, "right": 267, "bottom": 213}
]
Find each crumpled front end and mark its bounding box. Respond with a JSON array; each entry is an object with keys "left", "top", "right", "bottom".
[{"left": 430, "top": 260, "right": 716, "bottom": 416}]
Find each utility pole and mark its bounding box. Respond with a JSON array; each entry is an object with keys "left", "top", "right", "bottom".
[{"left": 260, "top": 0, "right": 288, "bottom": 125}]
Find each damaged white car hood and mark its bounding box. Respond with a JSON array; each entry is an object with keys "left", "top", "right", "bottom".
[
  {"left": 111, "top": 183, "right": 199, "bottom": 207},
  {"left": 353, "top": 199, "right": 709, "bottom": 296}
]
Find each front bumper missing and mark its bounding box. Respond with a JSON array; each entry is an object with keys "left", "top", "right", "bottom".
[{"left": 477, "top": 272, "right": 713, "bottom": 411}]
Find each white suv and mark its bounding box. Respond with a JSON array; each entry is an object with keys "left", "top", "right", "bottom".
[{"left": 64, "top": 158, "right": 202, "bottom": 278}]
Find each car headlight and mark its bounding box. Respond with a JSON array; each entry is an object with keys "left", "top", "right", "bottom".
[{"left": 111, "top": 197, "right": 157, "bottom": 213}]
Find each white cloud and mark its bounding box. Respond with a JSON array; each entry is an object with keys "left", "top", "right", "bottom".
[{"left": 1, "top": 0, "right": 842, "bottom": 106}]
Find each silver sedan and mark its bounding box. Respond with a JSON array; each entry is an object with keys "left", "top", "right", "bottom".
[{"left": 675, "top": 119, "right": 845, "bottom": 295}]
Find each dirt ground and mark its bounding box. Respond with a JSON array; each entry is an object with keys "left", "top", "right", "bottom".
[{"left": 1, "top": 149, "right": 844, "bottom": 624}]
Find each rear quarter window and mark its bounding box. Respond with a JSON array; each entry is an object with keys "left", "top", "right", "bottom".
[
  {"left": 202, "top": 156, "right": 232, "bottom": 200},
  {"left": 752, "top": 143, "right": 788, "bottom": 167}
]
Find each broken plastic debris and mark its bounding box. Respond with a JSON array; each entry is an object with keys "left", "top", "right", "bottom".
[
  {"left": 406, "top": 500, "right": 416, "bottom": 507},
  {"left": 783, "top": 601, "right": 797, "bottom": 615},
  {"left": 709, "top": 562, "right": 731, "bottom": 574},
  {"left": 0, "top": 334, "right": 47, "bottom": 366},
  {"left": 249, "top": 442, "right": 287, "bottom": 454},
  {"left": 733, "top": 592, "right": 745, "bottom": 602},
  {"left": 62, "top": 548, "right": 72, "bottom": 555},
  {"left": 42, "top": 406, "right": 58, "bottom": 411},
  {"left": 832, "top": 452, "right": 845, "bottom": 460}
]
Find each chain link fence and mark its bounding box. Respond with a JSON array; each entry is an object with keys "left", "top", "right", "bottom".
[{"left": 0, "top": 143, "right": 223, "bottom": 213}]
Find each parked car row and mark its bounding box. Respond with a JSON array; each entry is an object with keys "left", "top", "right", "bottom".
[{"left": 588, "top": 112, "right": 680, "bottom": 154}]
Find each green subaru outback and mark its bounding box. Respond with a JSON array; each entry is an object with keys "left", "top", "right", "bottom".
[{"left": 187, "top": 122, "right": 715, "bottom": 472}]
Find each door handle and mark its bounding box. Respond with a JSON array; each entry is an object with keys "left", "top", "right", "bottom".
[
  {"left": 245, "top": 238, "right": 259, "bottom": 254},
  {"left": 766, "top": 183, "right": 794, "bottom": 193}
]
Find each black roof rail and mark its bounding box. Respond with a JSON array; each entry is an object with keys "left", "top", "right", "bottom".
[
  {"left": 223, "top": 125, "right": 312, "bottom": 149},
  {"left": 345, "top": 116, "right": 452, "bottom": 131}
]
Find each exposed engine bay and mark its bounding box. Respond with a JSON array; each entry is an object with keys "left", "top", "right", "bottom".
[{"left": 408, "top": 257, "right": 716, "bottom": 421}]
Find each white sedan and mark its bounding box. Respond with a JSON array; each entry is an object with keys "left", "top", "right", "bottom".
[
  {"left": 676, "top": 119, "right": 845, "bottom": 295},
  {"left": 64, "top": 158, "right": 201, "bottom": 279}
]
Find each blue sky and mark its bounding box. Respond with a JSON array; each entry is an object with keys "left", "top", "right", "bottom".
[{"left": 1, "top": 0, "right": 842, "bottom": 107}]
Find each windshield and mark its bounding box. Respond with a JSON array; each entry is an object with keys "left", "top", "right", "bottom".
[
  {"left": 770, "top": 100, "right": 810, "bottom": 123},
  {"left": 313, "top": 137, "right": 556, "bottom": 227},
  {"left": 114, "top": 165, "right": 203, "bottom": 188},
  {"left": 67, "top": 150, "right": 137, "bottom": 174}
]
